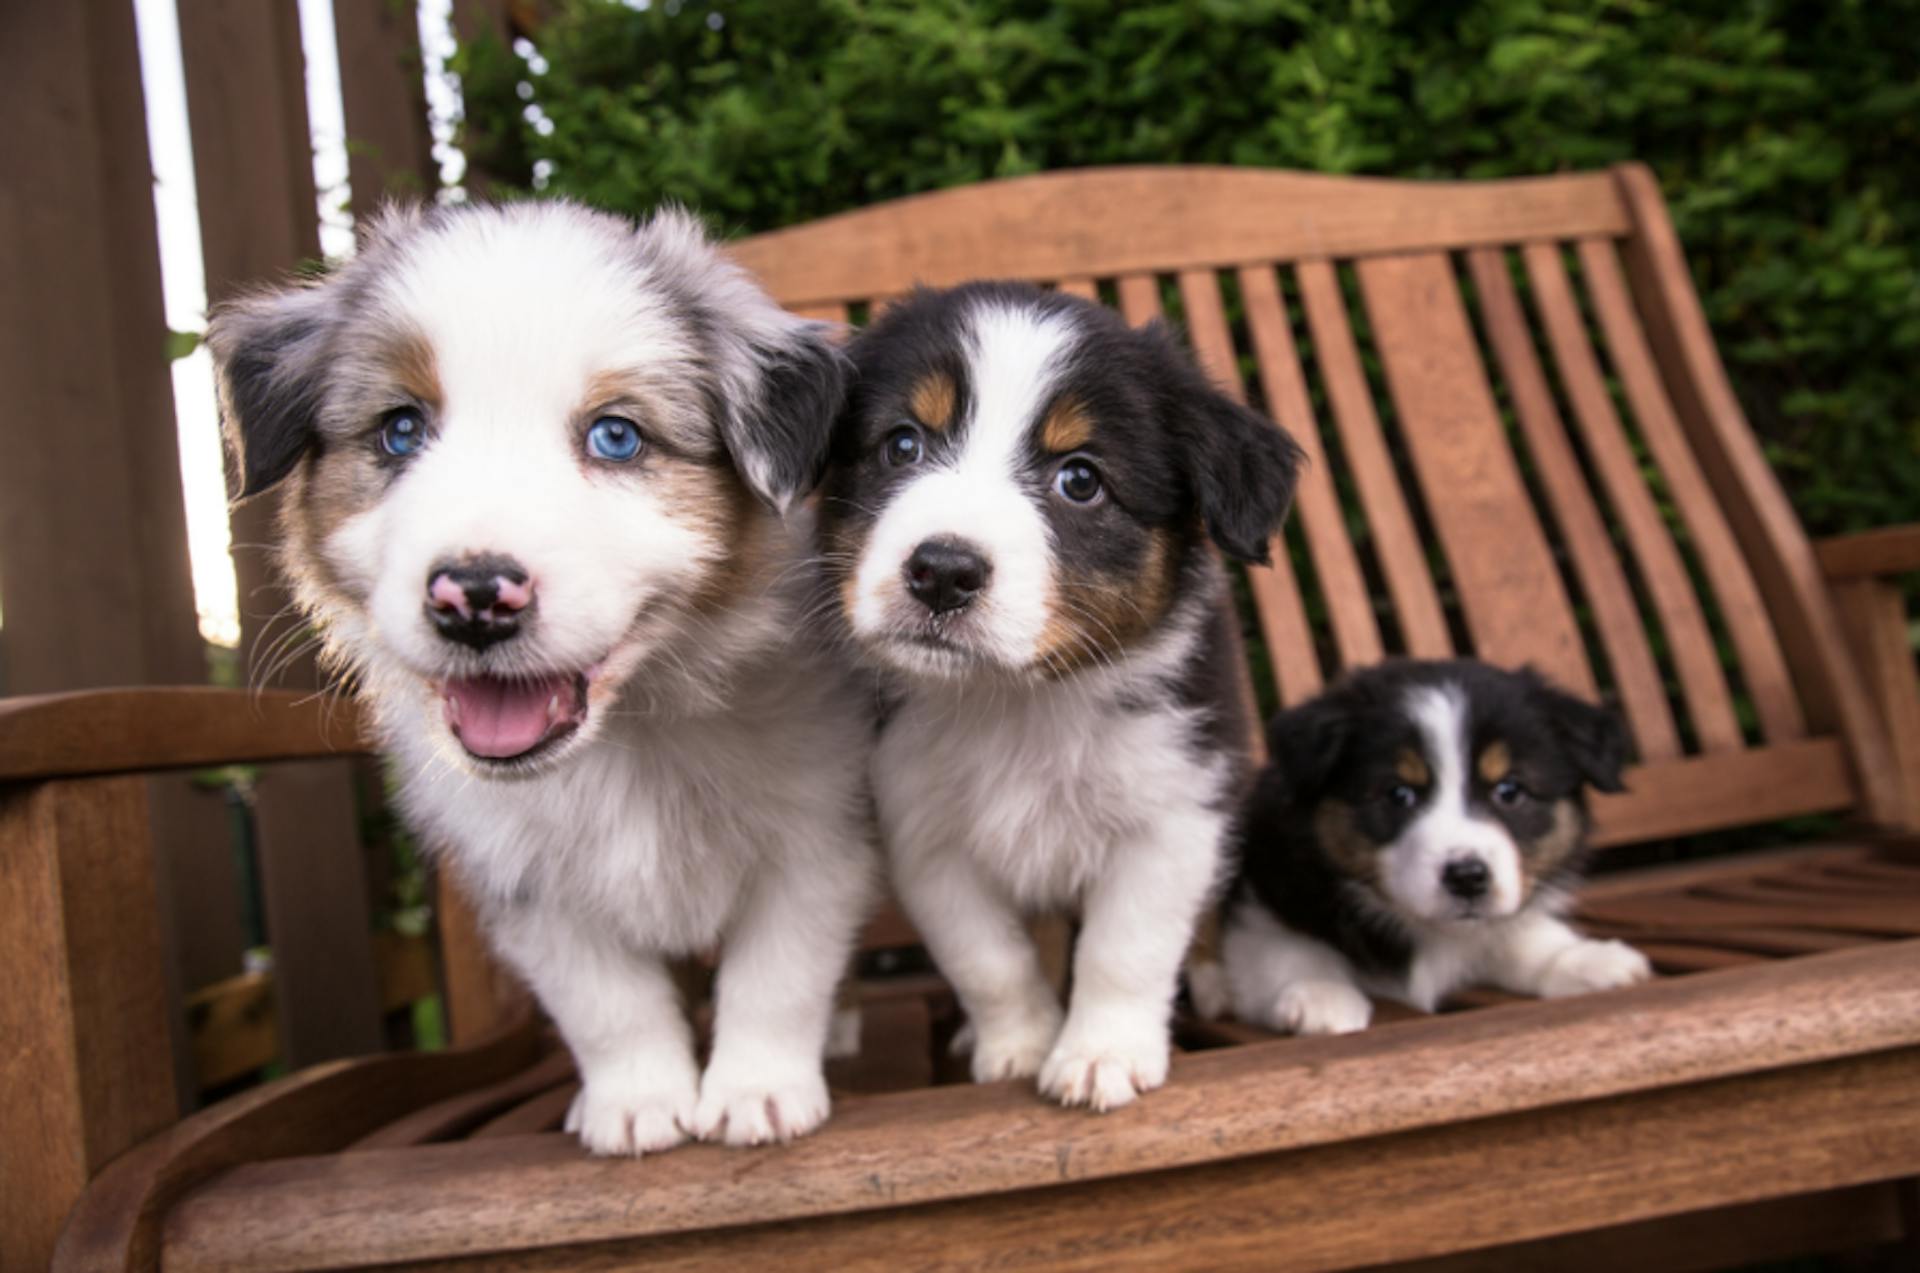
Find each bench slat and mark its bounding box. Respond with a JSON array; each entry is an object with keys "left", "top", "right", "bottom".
[
  {"left": 1358, "top": 253, "right": 1593, "bottom": 694},
  {"left": 1240, "top": 264, "right": 1385, "bottom": 673},
  {"left": 1578, "top": 237, "right": 1807, "bottom": 744},
  {"left": 1465, "top": 247, "right": 1682, "bottom": 762},
  {"left": 1294, "top": 260, "right": 1454, "bottom": 661}
]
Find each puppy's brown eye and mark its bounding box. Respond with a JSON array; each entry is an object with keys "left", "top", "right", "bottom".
[
  {"left": 1053, "top": 456, "right": 1103, "bottom": 504},
  {"left": 1492, "top": 778, "right": 1526, "bottom": 807},
  {"left": 884, "top": 425, "right": 923, "bottom": 467},
  {"left": 1386, "top": 783, "right": 1419, "bottom": 810}
]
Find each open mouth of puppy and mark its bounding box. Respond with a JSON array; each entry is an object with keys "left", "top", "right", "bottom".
[{"left": 438, "top": 669, "right": 591, "bottom": 765}]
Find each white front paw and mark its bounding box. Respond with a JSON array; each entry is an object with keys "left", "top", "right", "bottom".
[
  {"left": 564, "top": 1063, "right": 698, "bottom": 1157},
  {"left": 1038, "top": 1023, "right": 1170, "bottom": 1112},
  {"left": 1269, "top": 979, "right": 1374, "bottom": 1035},
  {"left": 969, "top": 1002, "right": 1065, "bottom": 1083},
  {"left": 1538, "top": 938, "right": 1653, "bottom": 998},
  {"left": 692, "top": 1059, "right": 831, "bottom": 1147}
]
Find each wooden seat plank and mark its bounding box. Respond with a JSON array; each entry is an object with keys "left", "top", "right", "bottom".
[
  {"left": 348, "top": 1049, "right": 574, "bottom": 1151},
  {"left": 158, "top": 945, "right": 1920, "bottom": 1268},
  {"left": 1465, "top": 248, "right": 1681, "bottom": 761},
  {"left": 1240, "top": 264, "right": 1385, "bottom": 672},
  {"left": 1054, "top": 276, "right": 1098, "bottom": 300},
  {"left": 1355, "top": 252, "right": 1594, "bottom": 694},
  {"left": 1294, "top": 259, "right": 1454, "bottom": 659},
  {"left": 1522, "top": 243, "right": 1744, "bottom": 753},
  {"left": 1577, "top": 238, "right": 1807, "bottom": 744}
]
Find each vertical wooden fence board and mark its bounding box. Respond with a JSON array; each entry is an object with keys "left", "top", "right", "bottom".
[
  {"left": 0, "top": 0, "right": 243, "bottom": 1111},
  {"left": 333, "top": 0, "right": 440, "bottom": 210},
  {"left": 179, "top": 0, "right": 385, "bottom": 1066},
  {"left": 1356, "top": 253, "right": 1594, "bottom": 694}
]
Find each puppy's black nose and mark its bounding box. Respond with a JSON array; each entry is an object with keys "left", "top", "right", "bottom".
[
  {"left": 426, "top": 554, "right": 534, "bottom": 650},
  {"left": 1441, "top": 858, "right": 1491, "bottom": 901},
  {"left": 904, "top": 538, "right": 991, "bottom": 615}
]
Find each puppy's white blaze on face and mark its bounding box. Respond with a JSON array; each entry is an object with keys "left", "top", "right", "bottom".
[
  {"left": 1381, "top": 684, "right": 1526, "bottom": 921},
  {"left": 849, "top": 302, "right": 1078, "bottom": 675}
]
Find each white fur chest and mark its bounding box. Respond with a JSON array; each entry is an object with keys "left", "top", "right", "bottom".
[
  {"left": 875, "top": 681, "right": 1224, "bottom": 909},
  {"left": 390, "top": 649, "right": 870, "bottom": 955}
]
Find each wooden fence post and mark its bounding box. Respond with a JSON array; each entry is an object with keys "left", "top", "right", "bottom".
[{"left": 177, "top": 0, "right": 385, "bottom": 1068}]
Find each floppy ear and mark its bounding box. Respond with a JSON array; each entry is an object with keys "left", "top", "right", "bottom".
[
  {"left": 1263, "top": 694, "right": 1352, "bottom": 808},
  {"left": 205, "top": 284, "right": 337, "bottom": 500},
  {"left": 721, "top": 320, "right": 850, "bottom": 512},
  {"left": 1140, "top": 323, "right": 1304, "bottom": 563},
  {"left": 636, "top": 206, "right": 850, "bottom": 513},
  {"left": 1533, "top": 678, "right": 1630, "bottom": 794}
]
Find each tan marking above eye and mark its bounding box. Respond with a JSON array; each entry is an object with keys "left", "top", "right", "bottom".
[
  {"left": 1041, "top": 396, "right": 1095, "bottom": 453},
  {"left": 383, "top": 329, "right": 442, "bottom": 410},
  {"left": 1477, "top": 740, "right": 1513, "bottom": 784},
  {"left": 910, "top": 373, "right": 956, "bottom": 432},
  {"left": 1396, "top": 749, "right": 1430, "bottom": 786}
]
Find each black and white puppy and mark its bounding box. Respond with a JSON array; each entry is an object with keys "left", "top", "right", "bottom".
[
  {"left": 819, "top": 282, "right": 1302, "bottom": 1110},
  {"left": 208, "top": 202, "right": 874, "bottom": 1153},
  {"left": 1223, "top": 660, "right": 1652, "bottom": 1035}
]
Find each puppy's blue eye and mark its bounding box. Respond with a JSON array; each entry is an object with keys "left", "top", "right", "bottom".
[
  {"left": 1492, "top": 777, "right": 1526, "bottom": 807},
  {"left": 1053, "top": 456, "right": 1103, "bottom": 504},
  {"left": 587, "top": 416, "right": 643, "bottom": 462},
  {"left": 379, "top": 408, "right": 427, "bottom": 458},
  {"left": 1387, "top": 783, "right": 1419, "bottom": 810},
  {"left": 884, "top": 425, "right": 923, "bottom": 467}
]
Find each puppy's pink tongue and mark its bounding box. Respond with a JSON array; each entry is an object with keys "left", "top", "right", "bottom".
[{"left": 443, "top": 673, "right": 578, "bottom": 759}]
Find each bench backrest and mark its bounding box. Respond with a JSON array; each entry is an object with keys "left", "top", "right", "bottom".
[{"left": 733, "top": 164, "right": 1906, "bottom": 842}]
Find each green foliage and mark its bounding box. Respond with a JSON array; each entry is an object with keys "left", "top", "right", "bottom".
[{"left": 460, "top": 0, "right": 1920, "bottom": 535}]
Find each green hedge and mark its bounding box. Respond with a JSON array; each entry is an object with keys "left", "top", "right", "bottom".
[{"left": 460, "top": 0, "right": 1920, "bottom": 536}]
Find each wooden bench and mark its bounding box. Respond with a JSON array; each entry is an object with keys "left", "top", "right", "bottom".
[{"left": 9, "top": 164, "right": 1919, "bottom": 1271}]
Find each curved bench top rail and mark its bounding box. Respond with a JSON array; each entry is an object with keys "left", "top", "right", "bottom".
[
  {"left": 0, "top": 687, "right": 372, "bottom": 782},
  {"left": 158, "top": 940, "right": 1920, "bottom": 1268},
  {"left": 728, "top": 166, "right": 1632, "bottom": 308}
]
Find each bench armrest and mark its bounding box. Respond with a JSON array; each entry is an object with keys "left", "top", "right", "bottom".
[
  {"left": 1815, "top": 524, "right": 1920, "bottom": 581},
  {"left": 0, "top": 687, "right": 371, "bottom": 782}
]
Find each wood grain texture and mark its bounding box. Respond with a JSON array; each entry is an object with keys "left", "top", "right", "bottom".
[
  {"left": 1240, "top": 264, "right": 1383, "bottom": 671},
  {"left": 1586, "top": 738, "right": 1854, "bottom": 846},
  {"left": 53, "top": 1013, "right": 544, "bottom": 1272},
  {"left": 2, "top": 778, "right": 176, "bottom": 1272},
  {"left": 1172, "top": 267, "right": 1323, "bottom": 708},
  {"left": 0, "top": 687, "right": 370, "bottom": 780},
  {"left": 1816, "top": 525, "right": 1920, "bottom": 580},
  {"left": 1577, "top": 237, "right": 1806, "bottom": 744},
  {"left": 1357, "top": 253, "right": 1593, "bottom": 694},
  {"left": 1294, "top": 259, "right": 1453, "bottom": 659},
  {"left": 154, "top": 942, "right": 1920, "bottom": 1266},
  {"left": 331, "top": 0, "right": 437, "bottom": 210},
  {"left": 729, "top": 168, "right": 1631, "bottom": 307},
  {"left": 1831, "top": 578, "right": 1920, "bottom": 826},
  {"left": 1611, "top": 162, "right": 1908, "bottom": 827},
  {"left": 1524, "top": 239, "right": 1745, "bottom": 754},
  {"left": 1363, "top": 1184, "right": 1907, "bottom": 1273},
  {"left": 166, "top": 1046, "right": 1920, "bottom": 1271},
  {"left": 1465, "top": 248, "right": 1680, "bottom": 761}
]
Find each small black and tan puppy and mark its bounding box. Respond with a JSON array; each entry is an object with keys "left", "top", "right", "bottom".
[
  {"left": 1223, "top": 660, "right": 1651, "bottom": 1034},
  {"left": 819, "top": 281, "right": 1301, "bottom": 1109}
]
